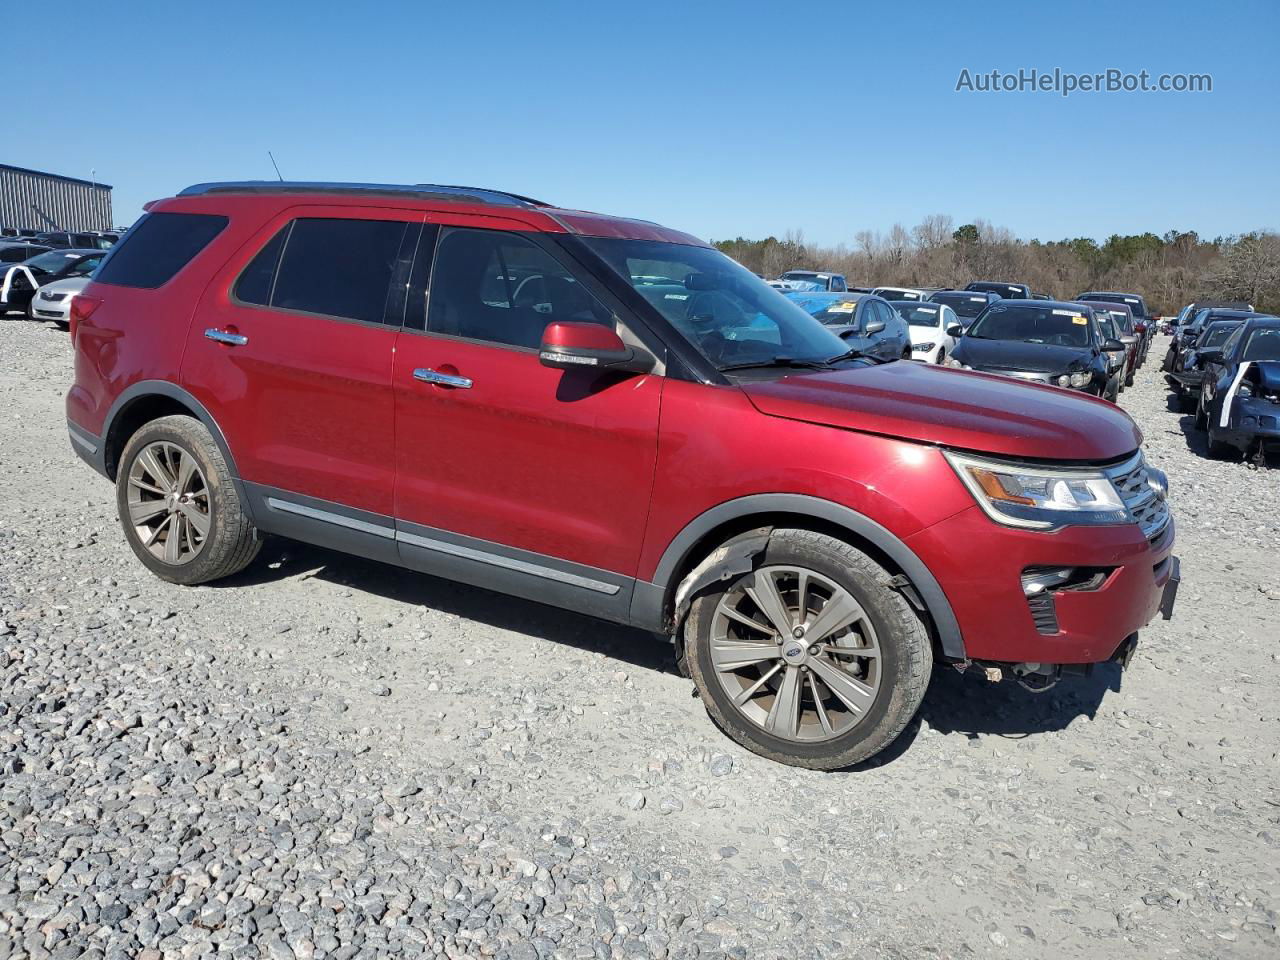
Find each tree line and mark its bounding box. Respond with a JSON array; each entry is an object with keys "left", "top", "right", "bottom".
[{"left": 713, "top": 216, "right": 1280, "bottom": 314}]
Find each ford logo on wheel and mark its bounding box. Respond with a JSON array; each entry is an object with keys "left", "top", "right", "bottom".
[{"left": 785, "top": 645, "right": 803, "bottom": 658}]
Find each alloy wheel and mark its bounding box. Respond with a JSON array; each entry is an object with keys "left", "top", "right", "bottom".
[
  {"left": 708, "top": 565, "right": 882, "bottom": 742},
  {"left": 125, "top": 441, "right": 210, "bottom": 565}
]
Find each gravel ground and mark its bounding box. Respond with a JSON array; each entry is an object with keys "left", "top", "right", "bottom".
[{"left": 1, "top": 323, "right": 1277, "bottom": 960}]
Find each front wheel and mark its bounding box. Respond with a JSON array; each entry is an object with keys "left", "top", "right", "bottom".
[
  {"left": 115, "top": 415, "right": 261, "bottom": 584},
  {"left": 683, "top": 529, "right": 932, "bottom": 770}
]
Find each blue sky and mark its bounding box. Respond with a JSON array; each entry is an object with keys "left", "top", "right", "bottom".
[{"left": 15, "top": 0, "right": 1278, "bottom": 246}]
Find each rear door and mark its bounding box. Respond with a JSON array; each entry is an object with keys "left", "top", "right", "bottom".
[
  {"left": 182, "top": 207, "right": 421, "bottom": 523},
  {"left": 391, "top": 219, "right": 663, "bottom": 616}
]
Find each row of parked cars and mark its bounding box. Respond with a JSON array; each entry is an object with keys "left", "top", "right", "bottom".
[
  {"left": 57, "top": 179, "right": 1178, "bottom": 771},
  {"left": 1161, "top": 300, "right": 1280, "bottom": 464},
  {"left": 768, "top": 271, "right": 1155, "bottom": 403},
  {"left": 0, "top": 228, "right": 122, "bottom": 321}
]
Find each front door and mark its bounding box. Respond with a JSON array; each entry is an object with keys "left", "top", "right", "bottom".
[{"left": 391, "top": 223, "right": 663, "bottom": 616}]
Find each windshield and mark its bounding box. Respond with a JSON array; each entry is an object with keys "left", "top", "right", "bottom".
[
  {"left": 791, "top": 296, "right": 862, "bottom": 324},
  {"left": 966, "top": 304, "right": 1094, "bottom": 348},
  {"left": 1242, "top": 328, "right": 1280, "bottom": 362},
  {"left": 930, "top": 292, "right": 990, "bottom": 318},
  {"left": 1103, "top": 309, "right": 1134, "bottom": 334},
  {"left": 895, "top": 303, "right": 941, "bottom": 327},
  {"left": 1200, "top": 324, "right": 1239, "bottom": 349},
  {"left": 877, "top": 288, "right": 921, "bottom": 301},
  {"left": 967, "top": 282, "right": 1023, "bottom": 298},
  {"left": 18, "top": 250, "right": 80, "bottom": 275},
  {"left": 584, "top": 238, "right": 849, "bottom": 369}
]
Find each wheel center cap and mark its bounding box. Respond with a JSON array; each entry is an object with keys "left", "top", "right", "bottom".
[{"left": 782, "top": 642, "right": 807, "bottom": 664}]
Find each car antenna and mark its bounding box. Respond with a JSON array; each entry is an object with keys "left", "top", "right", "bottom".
[{"left": 267, "top": 151, "right": 284, "bottom": 182}]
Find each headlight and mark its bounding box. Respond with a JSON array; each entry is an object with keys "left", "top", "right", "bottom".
[
  {"left": 943, "top": 451, "right": 1128, "bottom": 530},
  {"left": 912, "top": 342, "right": 935, "bottom": 351},
  {"left": 945, "top": 357, "right": 972, "bottom": 369},
  {"left": 1239, "top": 383, "right": 1253, "bottom": 398},
  {"left": 1067, "top": 371, "right": 1091, "bottom": 388}
]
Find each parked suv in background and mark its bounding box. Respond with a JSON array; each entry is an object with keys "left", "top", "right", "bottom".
[
  {"left": 66, "top": 182, "right": 1177, "bottom": 769},
  {"left": 774, "top": 270, "right": 848, "bottom": 292}
]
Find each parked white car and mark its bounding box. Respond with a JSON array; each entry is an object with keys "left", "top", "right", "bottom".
[
  {"left": 887, "top": 300, "right": 962, "bottom": 364},
  {"left": 26, "top": 276, "right": 88, "bottom": 325}
]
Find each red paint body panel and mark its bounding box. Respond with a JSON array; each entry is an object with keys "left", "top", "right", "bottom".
[
  {"left": 906, "top": 507, "right": 1175, "bottom": 663},
  {"left": 636, "top": 380, "right": 977, "bottom": 579},
  {"left": 392, "top": 333, "right": 663, "bottom": 574},
  {"left": 740, "top": 363, "right": 1143, "bottom": 462}
]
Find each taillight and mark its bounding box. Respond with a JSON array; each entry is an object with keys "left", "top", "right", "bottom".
[{"left": 68, "top": 294, "right": 103, "bottom": 341}]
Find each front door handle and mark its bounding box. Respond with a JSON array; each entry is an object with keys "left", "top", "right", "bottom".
[
  {"left": 413, "top": 367, "right": 473, "bottom": 389},
  {"left": 205, "top": 328, "right": 248, "bottom": 346}
]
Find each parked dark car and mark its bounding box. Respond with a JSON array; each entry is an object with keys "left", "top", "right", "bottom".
[
  {"left": 1166, "top": 307, "right": 1260, "bottom": 376},
  {"left": 783, "top": 291, "right": 911, "bottom": 361},
  {"left": 966, "top": 281, "right": 1031, "bottom": 300},
  {"left": 1168, "top": 319, "right": 1247, "bottom": 407},
  {"left": 0, "top": 241, "right": 52, "bottom": 264},
  {"left": 927, "top": 289, "right": 1001, "bottom": 329},
  {"left": 1194, "top": 316, "right": 1280, "bottom": 462},
  {"left": 1092, "top": 310, "right": 1129, "bottom": 395},
  {"left": 34, "top": 231, "right": 115, "bottom": 250},
  {"left": 948, "top": 299, "right": 1126, "bottom": 400},
  {"left": 1086, "top": 301, "right": 1141, "bottom": 384},
  {"left": 0, "top": 248, "right": 105, "bottom": 315},
  {"left": 1078, "top": 291, "right": 1151, "bottom": 358}
]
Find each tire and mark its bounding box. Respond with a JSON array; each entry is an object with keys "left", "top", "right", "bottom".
[
  {"left": 683, "top": 528, "right": 932, "bottom": 770},
  {"left": 1124, "top": 370, "right": 1134, "bottom": 387},
  {"left": 115, "top": 415, "right": 260, "bottom": 585},
  {"left": 1194, "top": 398, "right": 1207, "bottom": 430}
]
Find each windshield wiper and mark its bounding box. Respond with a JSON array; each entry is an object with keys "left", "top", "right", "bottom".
[
  {"left": 719, "top": 348, "right": 871, "bottom": 373},
  {"left": 718, "top": 355, "right": 839, "bottom": 373}
]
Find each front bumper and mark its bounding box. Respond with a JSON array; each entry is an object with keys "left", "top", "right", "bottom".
[
  {"left": 907, "top": 505, "right": 1177, "bottom": 664},
  {"left": 1219, "top": 396, "right": 1280, "bottom": 446}
]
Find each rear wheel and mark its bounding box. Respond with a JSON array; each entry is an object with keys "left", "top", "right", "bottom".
[
  {"left": 116, "top": 415, "right": 260, "bottom": 584},
  {"left": 683, "top": 529, "right": 932, "bottom": 770}
]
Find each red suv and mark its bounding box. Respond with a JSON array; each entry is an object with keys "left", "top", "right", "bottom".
[{"left": 65, "top": 182, "right": 1179, "bottom": 769}]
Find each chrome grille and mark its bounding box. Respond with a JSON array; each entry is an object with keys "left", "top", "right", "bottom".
[{"left": 1105, "top": 452, "right": 1170, "bottom": 541}]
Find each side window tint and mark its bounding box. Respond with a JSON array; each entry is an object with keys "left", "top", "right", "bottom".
[
  {"left": 427, "top": 229, "right": 614, "bottom": 349},
  {"left": 235, "top": 225, "right": 290, "bottom": 306},
  {"left": 93, "top": 212, "right": 228, "bottom": 289},
  {"left": 271, "top": 218, "right": 409, "bottom": 324}
]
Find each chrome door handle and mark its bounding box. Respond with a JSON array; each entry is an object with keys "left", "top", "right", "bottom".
[
  {"left": 205, "top": 328, "right": 248, "bottom": 346},
  {"left": 413, "top": 367, "right": 472, "bottom": 389}
]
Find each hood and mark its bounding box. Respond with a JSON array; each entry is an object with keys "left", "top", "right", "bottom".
[
  {"left": 953, "top": 337, "right": 1094, "bottom": 373},
  {"left": 738, "top": 362, "right": 1141, "bottom": 462},
  {"left": 39, "top": 276, "right": 89, "bottom": 296},
  {"left": 1255, "top": 361, "right": 1280, "bottom": 392}
]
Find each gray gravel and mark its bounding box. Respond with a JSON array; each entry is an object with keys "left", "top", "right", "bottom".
[{"left": 1, "top": 323, "right": 1277, "bottom": 959}]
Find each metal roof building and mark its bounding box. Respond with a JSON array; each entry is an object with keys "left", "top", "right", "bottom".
[{"left": 0, "top": 163, "right": 113, "bottom": 233}]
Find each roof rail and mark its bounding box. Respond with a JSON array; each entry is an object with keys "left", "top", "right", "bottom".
[{"left": 176, "top": 181, "right": 550, "bottom": 208}]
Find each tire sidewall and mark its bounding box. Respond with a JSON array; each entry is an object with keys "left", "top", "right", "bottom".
[{"left": 685, "top": 533, "right": 921, "bottom": 768}]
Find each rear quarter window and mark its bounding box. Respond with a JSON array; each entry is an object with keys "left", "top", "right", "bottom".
[{"left": 93, "top": 212, "right": 228, "bottom": 289}]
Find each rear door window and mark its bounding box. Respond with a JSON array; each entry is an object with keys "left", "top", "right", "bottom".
[
  {"left": 93, "top": 212, "right": 229, "bottom": 289},
  {"left": 269, "top": 218, "right": 411, "bottom": 324}
]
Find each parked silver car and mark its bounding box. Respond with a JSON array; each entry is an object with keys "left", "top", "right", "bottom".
[{"left": 26, "top": 276, "right": 87, "bottom": 325}]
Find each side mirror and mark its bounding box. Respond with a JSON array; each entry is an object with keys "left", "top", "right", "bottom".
[
  {"left": 539, "top": 321, "right": 654, "bottom": 374},
  {"left": 1102, "top": 338, "right": 1125, "bottom": 352},
  {"left": 864, "top": 320, "right": 886, "bottom": 335},
  {"left": 946, "top": 323, "right": 963, "bottom": 337},
  {"left": 1198, "top": 348, "right": 1223, "bottom": 365}
]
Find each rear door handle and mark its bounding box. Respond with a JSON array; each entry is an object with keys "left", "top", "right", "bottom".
[
  {"left": 205, "top": 328, "right": 248, "bottom": 346},
  {"left": 413, "top": 367, "right": 472, "bottom": 389}
]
